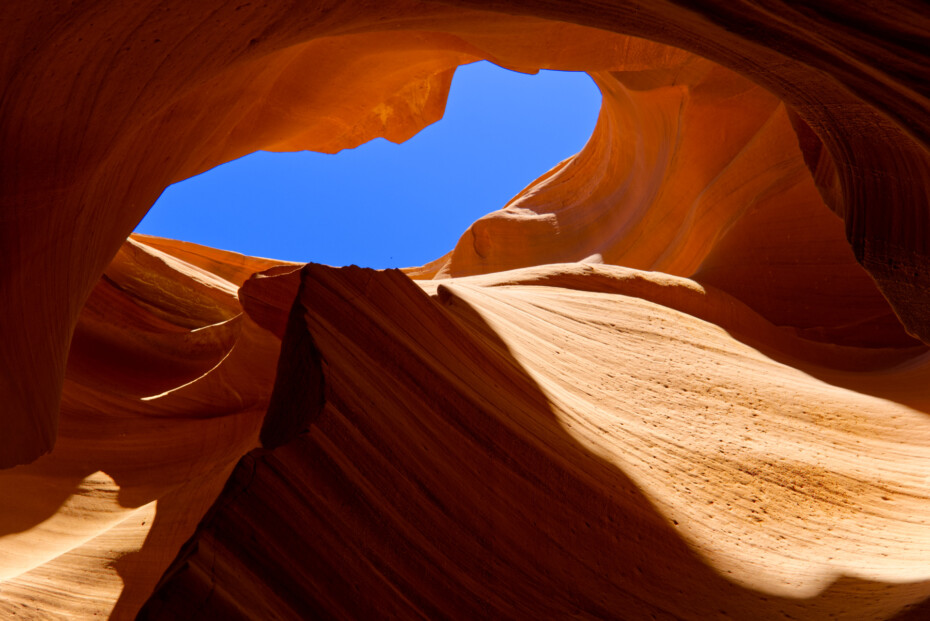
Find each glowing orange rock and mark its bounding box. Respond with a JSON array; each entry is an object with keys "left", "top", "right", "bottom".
[{"left": 1, "top": 1, "right": 929, "bottom": 619}]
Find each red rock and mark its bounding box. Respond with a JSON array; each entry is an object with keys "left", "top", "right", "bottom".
[{"left": 1, "top": 2, "right": 929, "bottom": 619}]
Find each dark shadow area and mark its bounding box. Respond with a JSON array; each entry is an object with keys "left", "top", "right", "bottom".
[{"left": 135, "top": 265, "right": 930, "bottom": 620}]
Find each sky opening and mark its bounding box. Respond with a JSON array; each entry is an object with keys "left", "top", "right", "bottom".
[{"left": 134, "top": 60, "right": 602, "bottom": 268}]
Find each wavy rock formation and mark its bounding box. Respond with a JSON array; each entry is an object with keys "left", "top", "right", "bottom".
[{"left": 2, "top": 1, "right": 930, "bottom": 619}]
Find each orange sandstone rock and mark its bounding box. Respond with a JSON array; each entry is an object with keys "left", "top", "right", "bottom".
[
  {"left": 3, "top": 0, "right": 929, "bottom": 466},
  {"left": 1, "top": 1, "right": 929, "bottom": 619},
  {"left": 140, "top": 263, "right": 930, "bottom": 620}
]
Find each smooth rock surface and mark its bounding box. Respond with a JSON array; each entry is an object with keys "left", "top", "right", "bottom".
[{"left": 2, "top": 1, "right": 929, "bottom": 619}]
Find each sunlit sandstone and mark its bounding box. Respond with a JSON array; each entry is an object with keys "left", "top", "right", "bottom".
[{"left": 2, "top": 1, "right": 929, "bottom": 619}]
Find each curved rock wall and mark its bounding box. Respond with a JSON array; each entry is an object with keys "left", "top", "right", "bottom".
[{"left": 2, "top": 1, "right": 929, "bottom": 619}]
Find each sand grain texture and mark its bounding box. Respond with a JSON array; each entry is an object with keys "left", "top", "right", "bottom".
[{"left": 1, "top": 1, "right": 930, "bottom": 619}]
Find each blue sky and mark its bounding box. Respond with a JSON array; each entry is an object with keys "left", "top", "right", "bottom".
[{"left": 135, "top": 61, "right": 601, "bottom": 268}]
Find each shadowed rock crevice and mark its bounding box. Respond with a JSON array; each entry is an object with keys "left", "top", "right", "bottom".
[
  {"left": 138, "top": 265, "right": 930, "bottom": 619},
  {"left": 258, "top": 268, "right": 326, "bottom": 450},
  {"left": 2, "top": 0, "right": 930, "bottom": 466},
  {"left": 2, "top": 2, "right": 930, "bottom": 619}
]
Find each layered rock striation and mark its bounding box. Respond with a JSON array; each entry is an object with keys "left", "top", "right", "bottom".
[{"left": 1, "top": 1, "right": 929, "bottom": 619}]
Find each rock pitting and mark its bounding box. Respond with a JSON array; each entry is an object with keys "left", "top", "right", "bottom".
[{"left": 2, "top": 2, "right": 930, "bottom": 619}]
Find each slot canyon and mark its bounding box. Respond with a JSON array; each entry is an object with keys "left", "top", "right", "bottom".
[{"left": 1, "top": 1, "right": 929, "bottom": 619}]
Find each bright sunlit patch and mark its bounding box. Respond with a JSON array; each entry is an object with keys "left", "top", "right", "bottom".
[
  {"left": 135, "top": 61, "right": 601, "bottom": 268},
  {"left": 0, "top": 472, "right": 156, "bottom": 581}
]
